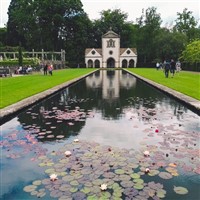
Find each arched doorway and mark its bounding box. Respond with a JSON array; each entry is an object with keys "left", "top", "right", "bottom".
[
  {"left": 88, "top": 60, "right": 93, "bottom": 68},
  {"left": 94, "top": 60, "right": 100, "bottom": 68},
  {"left": 129, "top": 59, "right": 135, "bottom": 68},
  {"left": 107, "top": 58, "right": 115, "bottom": 68},
  {"left": 122, "top": 59, "right": 128, "bottom": 68}
]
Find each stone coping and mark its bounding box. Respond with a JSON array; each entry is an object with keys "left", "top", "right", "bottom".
[
  {"left": 0, "top": 70, "right": 98, "bottom": 124},
  {"left": 125, "top": 69, "right": 200, "bottom": 116}
]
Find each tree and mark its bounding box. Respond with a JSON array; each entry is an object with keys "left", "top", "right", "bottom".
[
  {"left": 6, "top": 0, "right": 88, "bottom": 51},
  {"left": 92, "top": 9, "right": 137, "bottom": 48},
  {"left": 181, "top": 40, "right": 200, "bottom": 62},
  {"left": 0, "top": 28, "right": 7, "bottom": 46},
  {"left": 136, "top": 7, "right": 162, "bottom": 63},
  {"left": 154, "top": 28, "right": 187, "bottom": 61},
  {"left": 174, "top": 8, "right": 198, "bottom": 41}
]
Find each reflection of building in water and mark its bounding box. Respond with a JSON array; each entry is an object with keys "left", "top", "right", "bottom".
[
  {"left": 120, "top": 72, "right": 136, "bottom": 89},
  {"left": 86, "top": 70, "right": 136, "bottom": 100},
  {"left": 84, "top": 72, "right": 103, "bottom": 88}
]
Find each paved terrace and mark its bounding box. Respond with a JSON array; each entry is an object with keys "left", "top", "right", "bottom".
[{"left": 1, "top": 69, "right": 200, "bottom": 124}]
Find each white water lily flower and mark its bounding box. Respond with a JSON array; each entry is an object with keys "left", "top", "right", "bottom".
[
  {"left": 50, "top": 174, "right": 58, "bottom": 181},
  {"left": 100, "top": 183, "right": 107, "bottom": 191},
  {"left": 65, "top": 151, "right": 72, "bottom": 157},
  {"left": 143, "top": 150, "right": 150, "bottom": 156},
  {"left": 145, "top": 168, "right": 150, "bottom": 173},
  {"left": 74, "top": 139, "right": 79, "bottom": 143}
]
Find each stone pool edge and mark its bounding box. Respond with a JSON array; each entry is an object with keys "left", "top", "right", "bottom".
[
  {"left": 0, "top": 70, "right": 98, "bottom": 124},
  {"left": 125, "top": 70, "right": 200, "bottom": 115}
]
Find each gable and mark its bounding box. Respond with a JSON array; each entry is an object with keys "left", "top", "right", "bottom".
[
  {"left": 102, "top": 30, "right": 119, "bottom": 38},
  {"left": 120, "top": 48, "right": 137, "bottom": 57},
  {"left": 85, "top": 48, "right": 102, "bottom": 56}
]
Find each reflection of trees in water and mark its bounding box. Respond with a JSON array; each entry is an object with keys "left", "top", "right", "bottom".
[{"left": 17, "top": 94, "right": 89, "bottom": 142}]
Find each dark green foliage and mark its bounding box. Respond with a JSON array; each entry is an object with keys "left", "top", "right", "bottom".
[{"left": 1, "top": 2, "right": 199, "bottom": 67}]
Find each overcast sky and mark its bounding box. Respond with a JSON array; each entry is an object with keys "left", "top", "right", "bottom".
[{"left": 0, "top": 0, "right": 199, "bottom": 28}]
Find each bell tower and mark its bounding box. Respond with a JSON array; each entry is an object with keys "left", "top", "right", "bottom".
[{"left": 102, "top": 29, "right": 120, "bottom": 68}]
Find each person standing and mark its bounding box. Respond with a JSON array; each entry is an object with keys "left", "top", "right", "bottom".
[
  {"left": 156, "top": 62, "right": 160, "bottom": 70},
  {"left": 164, "top": 60, "right": 170, "bottom": 78},
  {"left": 170, "top": 59, "right": 176, "bottom": 77},
  {"left": 48, "top": 64, "right": 53, "bottom": 75},
  {"left": 44, "top": 64, "right": 48, "bottom": 75}
]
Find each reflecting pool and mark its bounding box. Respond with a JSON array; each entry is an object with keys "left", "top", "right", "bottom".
[{"left": 1, "top": 70, "right": 200, "bottom": 200}]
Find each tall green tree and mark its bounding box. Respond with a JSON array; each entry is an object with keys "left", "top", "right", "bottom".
[
  {"left": 136, "top": 7, "right": 162, "bottom": 63},
  {"left": 174, "top": 8, "right": 198, "bottom": 41}
]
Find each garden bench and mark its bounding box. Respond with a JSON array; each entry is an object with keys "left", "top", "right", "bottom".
[{"left": 0, "top": 68, "right": 12, "bottom": 77}]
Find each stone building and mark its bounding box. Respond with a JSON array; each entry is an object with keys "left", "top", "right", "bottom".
[{"left": 85, "top": 29, "right": 137, "bottom": 68}]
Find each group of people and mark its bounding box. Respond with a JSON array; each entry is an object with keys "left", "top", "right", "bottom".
[
  {"left": 43, "top": 64, "right": 53, "bottom": 75},
  {"left": 14, "top": 65, "right": 32, "bottom": 74},
  {"left": 156, "top": 60, "right": 181, "bottom": 78}
]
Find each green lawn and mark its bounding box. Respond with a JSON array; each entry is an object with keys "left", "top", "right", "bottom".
[
  {"left": 127, "top": 68, "right": 200, "bottom": 100},
  {"left": 0, "top": 69, "right": 95, "bottom": 108}
]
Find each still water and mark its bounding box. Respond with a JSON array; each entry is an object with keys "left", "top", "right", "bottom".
[{"left": 1, "top": 70, "right": 200, "bottom": 200}]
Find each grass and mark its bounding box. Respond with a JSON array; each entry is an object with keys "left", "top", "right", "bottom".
[
  {"left": 0, "top": 69, "right": 95, "bottom": 108},
  {"left": 127, "top": 68, "right": 200, "bottom": 100}
]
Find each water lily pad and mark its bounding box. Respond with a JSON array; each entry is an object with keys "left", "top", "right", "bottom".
[
  {"left": 32, "top": 180, "right": 42, "bottom": 186},
  {"left": 70, "top": 187, "right": 78, "bottom": 193},
  {"left": 81, "top": 187, "right": 91, "bottom": 194},
  {"left": 23, "top": 185, "right": 37, "bottom": 192},
  {"left": 37, "top": 191, "right": 46, "bottom": 198},
  {"left": 133, "top": 178, "right": 144, "bottom": 184},
  {"left": 72, "top": 191, "right": 86, "bottom": 200},
  {"left": 134, "top": 183, "right": 144, "bottom": 190},
  {"left": 159, "top": 172, "right": 173, "bottom": 179},
  {"left": 30, "top": 191, "right": 38, "bottom": 196},
  {"left": 174, "top": 186, "right": 188, "bottom": 195},
  {"left": 62, "top": 175, "right": 74, "bottom": 182},
  {"left": 45, "top": 168, "right": 55, "bottom": 174},
  {"left": 50, "top": 190, "right": 63, "bottom": 198},
  {"left": 157, "top": 189, "right": 166, "bottom": 198},
  {"left": 120, "top": 180, "right": 134, "bottom": 188},
  {"left": 59, "top": 184, "right": 71, "bottom": 192},
  {"left": 148, "top": 169, "right": 159, "bottom": 176},
  {"left": 115, "top": 169, "right": 125, "bottom": 175},
  {"left": 87, "top": 195, "right": 98, "bottom": 200},
  {"left": 130, "top": 173, "right": 140, "bottom": 179},
  {"left": 70, "top": 180, "right": 79, "bottom": 186},
  {"left": 123, "top": 188, "right": 139, "bottom": 197}
]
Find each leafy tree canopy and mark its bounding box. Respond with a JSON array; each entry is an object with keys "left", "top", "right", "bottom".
[{"left": 181, "top": 40, "right": 200, "bottom": 62}]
